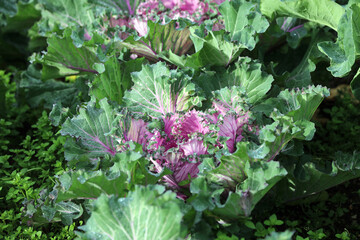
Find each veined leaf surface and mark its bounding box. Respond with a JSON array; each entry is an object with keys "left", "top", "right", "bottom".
[
  {"left": 79, "top": 185, "right": 183, "bottom": 240},
  {"left": 61, "top": 98, "right": 118, "bottom": 162},
  {"left": 124, "top": 62, "right": 204, "bottom": 118}
]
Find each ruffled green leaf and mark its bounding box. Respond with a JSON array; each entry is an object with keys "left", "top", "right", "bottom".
[
  {"left": 212, "top": 161, "right": 287, "bottom": 220},
  {"left": 317, "top": 4, "right": 360, "bottom": 77},
  {"left": 207, "top": 142, "right": 256, "bottom": 189},
  {"left": 124, "top": 62, "right": 204, "bottom": 118},
  {"left": 185, "top": 29, "right": 242, "bottom": 68},
  {"left": 195, "top": 57, "right": 274, "bottom": 105},
  {"left": 260, "top": 0, "right": 344, "bottom": 31},
  {"left": 255, "top": 86, "right": 329, "bottom": 161},
  {"left": 56, "top": 169, "right": 128, "bottom": 202},
  {"left": 61, "top": 98, "right": 119, "bottom": 163},
  {"left": 18, "top": 64, "right": 89, "bottom": 109},
  {"left": 41, "top": 28, "right": 100, "bottom": 79},
  {"left": 79, "top": 185, "right": 184, "bottom": 240},
  {"left": 220, "top": 0, "right": 269, "bottom": 50},
  {"left": 274, "top": 152, "right": 360, "bottom": 203},
  {"left": 36, "top": 0, "right": 95, "bottom": 33},
  {"left": 0, "top": 0, "right": 17, "bottom": 19}
]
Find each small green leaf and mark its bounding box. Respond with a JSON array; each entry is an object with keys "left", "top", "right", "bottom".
[{"left": 92, "top": 63, "right": 105, "bottom": 74}]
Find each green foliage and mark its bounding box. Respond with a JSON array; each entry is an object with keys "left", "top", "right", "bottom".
[
  {"left": 220, "top": 0, "right": 269, "bottom": 49},
  {"left": 60, "top": 98, "right": 119, "bottom": 164},
  {"left": 124, "top": 62, "right": 204, "bottom": 117},
  {"left": 307, "top": 91, "right": 360, "bottom": 155},
  {"left": 0, "top": 108, "right": 79, "bottom": 238},
  {"left": 91, "top": 57, "right": 144, "bottom": 104},
  {"left": 119, "top": 20, "right": 194, "bottom": 62},
  {"left": 39, "top": 28, "right": 102, "bottom": 79},
  {"left": 35, "top": 0, "right": 95, "bottom": 33},
  {"left": 78, "top": 185, "right": 184, "bottom": 240},
  {"left": 260, "top": 0, "right": 344, "bottom": 31},
  {"left": 0, "top": 0, "right": 42, "bottom": 69},
  {"left": 2, "top": 0, "right": 360, "bottom": 239}
]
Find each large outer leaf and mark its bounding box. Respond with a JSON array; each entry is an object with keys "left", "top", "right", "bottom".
[
  {"left": 212, "top": 161, "right": 287, "bottom": 220},
  {"left": 260, "top": 0, "right": 344, "bottom": 31},
  {"left": 195, "top": 57, "right": 274, "bottom": 105},
  {"left": 79, "top": 185, "right": 184, "bottom": 240},
  {"left": 277, "top": 85, "right": 329, "bottom": 121},
  {"left": 318, "top": 4, "right": 360, "bottom": 77},
  {"left": 219, "top": 0, "right": 269, "bottom": 50},
  {"left": 124, "top": 62, "right": 204, "bottom": 118},
  {"left": 61, "top": 98, "right": 118, "bottom": 162},
  {"left": 256, "top": 86, "right": 329, "bottom": 161},
  {"left": 119, "top": 20, "right": 193, "bottom": 62},
  {"left": 207, "top": 142, "right": 254, "bottom": 189},
  {"left": 91, "top": 57, "right": 144, "bottom": 104},
  {"left": 36, "top": 0, "right": 95, "bottom": 32},
  {"left": 18, "top": 64, "right": 89, "bottom": 109},
  {"left": 56, "top": 170, "right": 128, "bottom": 202},
  {"left": 190, "top": 29, "right": 242, "bottom": 68},
  {"left": 273, "top": 152, "right": 360, "bottom": 203},
  {"left": 41, "top": 28, "right": 100, "bottom": 79},
  {"left": 164, "top": 28, "right": 243, "bottom": 69}
]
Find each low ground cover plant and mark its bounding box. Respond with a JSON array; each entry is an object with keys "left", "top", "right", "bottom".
[{"left": 1, "top": 0, "right": 359, "bottom": 239}]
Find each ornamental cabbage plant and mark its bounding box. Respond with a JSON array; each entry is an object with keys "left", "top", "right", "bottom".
[{"left": 19, "top": 0, "right": 360, "bottom": 239}]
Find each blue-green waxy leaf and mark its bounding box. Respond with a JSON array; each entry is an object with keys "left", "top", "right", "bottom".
[
  {"left": 124, "top": 62, "right": 204, "bottom": 118},
  {"left": 91, "top": 57, "right": 144, "bottom": 104},
  {"left": 260, "top": 0, "right": 344, "bottom": 31},
  {"left": 41, "top": 28, "right": 100, "bottom": 79},
  {"left": 79, "top": 185, "right": 184, "bottom": 240},
  {"left": 61, "top": 98, "right": 119, "bottom": 162},
  {"left": 219, "top": 0, "right": 269, "bottom": 50}
]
